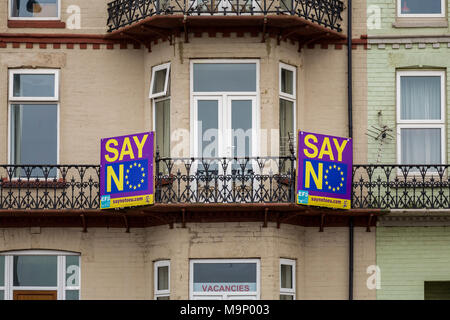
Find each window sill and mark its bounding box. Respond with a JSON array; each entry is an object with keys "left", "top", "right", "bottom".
[
  {"left": 1, "top": 177, "right": 67, "bottom": 189},
  {"left": 8, "top": 20, "right": 66, "bottom": 29},
  {"left": 393, "top": 18, "right": 448, "bottom": 28}
]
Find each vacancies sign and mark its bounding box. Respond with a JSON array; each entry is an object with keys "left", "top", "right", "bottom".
[
  {"left": 100, "top": 132, "right": 154, "bottom": 209},
  {"left": 296, "top": 131, "right": 352, "bottom": 210}
]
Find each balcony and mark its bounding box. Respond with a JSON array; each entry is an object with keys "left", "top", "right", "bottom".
[{"left": 106, "top": 0, "right": 346, "bottom": 45}]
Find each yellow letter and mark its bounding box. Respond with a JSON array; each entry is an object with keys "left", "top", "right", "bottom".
[
  {"left": 333, "top": 138, "right": 348, "bottom": 162},
  {"left": 107, "top": 165, "right": 123, "bottom": 192},
  {"left": 133, "top": 134, "right": 148, "bottom": 159},
  {"left": 305, "top": 161, "right": 323, "bottom": 190},
  {"left": 303, "top": 134, "right": 318, "bottom": 158},
  {"left": 119, "top": 137, "right": 135, "bottom": 161},
  {"left": 105, "top": 139, "right": 119, "bottom": 162},
  {"left": 318, "top": 137, "right": 334, "bottom": 161}
]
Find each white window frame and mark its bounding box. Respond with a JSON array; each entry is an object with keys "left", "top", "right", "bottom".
[
  {"left": 154, "top": 260, "right": 170, "bottom": 300},
  {"left": 149, "top": 63, "right": 171, "bottom": 99},
  {"left": 397, "top": 0, "right": 446, "bottom": 18},
  {"left": 189, "top": 258, "right": 261, "bottom": 300},
  {"left": 8, "top": 0, "right": 61, "bottom": 21},
  {"left": 8, "top": 69, "right": 60, "bottom": 177},
  {"left": 396, "top": 70, "right": 446, "bottom": 167},
  {"left": 279, "top": 62, "right": 297, "bottom": 156},
  {"left": 0, "top": 256, "right": 5, "bottom": 300},
  {"left": 189, "top": 59, "right": 260, "bottom": 159},
  {"left": 0, "top": 250, "right": 80, "bottom": 301},
  {"left": 280, "top": 258, "right": 296, "bottom": 300}
]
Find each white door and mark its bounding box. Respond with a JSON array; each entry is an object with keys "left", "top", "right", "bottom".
[{"left": 194, "top": 95, "right": 257, "bottom": 201}]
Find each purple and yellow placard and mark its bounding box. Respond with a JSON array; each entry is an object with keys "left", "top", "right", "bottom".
[
  {"left": 296, "top": 131, "right": 352, "bottom": 210},
  {"left": 100, "top": 132, "right": 154, "bottom": 209}
]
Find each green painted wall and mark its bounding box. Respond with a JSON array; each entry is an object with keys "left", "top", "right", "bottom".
[
  {"left": 367, "top": 46, "right": 450, "bottom": 164},
  {"left": 377, "top": 227, "right": 450, "bottom": 300},
  {"left": 367, "top": 1, "right": 450, "bottom": 36}
]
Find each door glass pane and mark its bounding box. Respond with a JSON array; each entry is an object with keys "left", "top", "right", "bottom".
[
  {"left": 198, "top": 100, "right": 219, "bottom": 159},
  {"left": 280, "top": 264, "right": 293, "bottom": 289},
  {"left": 10, "top": 104, "right": 58, "bottom": 178},
  {"left": 157, "top": 266, "right": 169, "bottom": 291},
  {"left": 13, "top": 73, "right": 55, "bottom": 98},
  {"left": 281, "top": 69, "right": 294, "bottom": 95},
  {"left": 66, "top": 256, "right": 80, "bottom": 287},
  {"left": 0, "top": 256, "right": 4, "bottom": 287},
  {"left": 194, "top": 63, "right": 257, "bottom": 92},
  {"left": 193, "top": 262, "right": 257, "bottom": 293},
  {"left": 280, "top": 99, "right": 294, "bottom": 157},
  {"left": 13, "top": 256, "right": 57, "bottom": 287},
  {"left": 65, "top": 290, "right": 79, "bottom": 300},
  {"left": 152, "top": 69, "right": 167, "bottom": 95},
  {"left": 401, "top": 0, "right": 442, "bottom": 14},
  {"left": 401, "top": 128, "right": 441, "bottom": 164},
  {"left": 401, "top": 76, "right": 441, "bottom": 120},
  {"left": 155, "top": 99, "right": 170, "bottom": 158}
]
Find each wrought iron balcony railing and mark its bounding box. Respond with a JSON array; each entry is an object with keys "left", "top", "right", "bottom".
[
  {"left": 353, "top": 165, "right": 450, "bottom": 210},
  {"left": 2, "top": 162, "right": 450, "bottom": 210},
  {"left": 107, "top": 0, "right": 344, "bottom": 33}
]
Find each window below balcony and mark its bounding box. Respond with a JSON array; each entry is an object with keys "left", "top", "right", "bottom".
[
  {"left": 191, "top": 60, "right": 259, "bottom": 174},
  {"left": 396, "top": 71, "right": 446, "bottom": 168},
  {"left": 154, "top": 260, "right": 170, "bottom": 300},
  {"left": 9, "top": 0, "right": 60, "bottom": 19}
]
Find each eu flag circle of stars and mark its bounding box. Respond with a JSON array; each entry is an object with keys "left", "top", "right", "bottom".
[
  {"left": 125, "top": 162, "right": 146, "bottom": 191},
  {"left": 324, "top": 164, "right": 345, "bottom": 193}
]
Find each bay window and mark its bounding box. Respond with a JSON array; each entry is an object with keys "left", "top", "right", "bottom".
[
  {"left": 0, "top": 250, "right": 80, "bottom": 300},
  {"left": 150, "top": 63, "right": 171, "bottom": 159},
  {"left": 280, "top": 259, "right": 296, "bottom": 300},
  {"left": 154, "top": 260, "right": 170, "bottom": 300},
  {"left": 279, "top": 63, "right": 296, "bottom": 158}
]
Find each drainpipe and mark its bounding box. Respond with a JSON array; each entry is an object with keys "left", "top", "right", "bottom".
[{"left": 347, "top": 0, "right": 354, "bottom": 301}]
